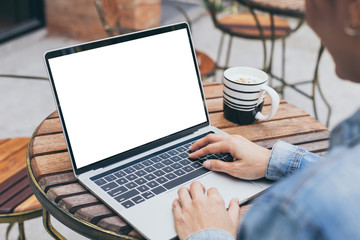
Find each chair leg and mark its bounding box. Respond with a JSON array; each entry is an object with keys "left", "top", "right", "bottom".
[
  {"left": 248, "top": 7, "right": 267, "bottom": 71},
  {"left": 279, "top": 38, "right": 287, "bottom": 98},
  {"left": 316, "top": 77, "right": 332, "bottom": 127},
  {"left": 225, "top": 36, "right": 233, "bottom": 69},
  {"left": 18, "top": 222, "right": 25, "bottom": 240},
  {"left": 311, "top": 43, "right": 331, "bottom": 127},
  {"left": 311, "top": 44, "right": 324, "bottom": 121},
  {"left": 216, "top": 32, "right": 225, "bottom": 66},
  {"left": 6, "top": 222, "right": 15, "bottom": 240},
  {"left": 261, "top": 37, "right": 267, "bottom": 72},
  {"left": 267, "top": 13, "right": 276, "bottom": 74},
  {"left": 281, "top": 38, "right": 286, "bottom": 82},
  {"left": 42, "top": 209, "right": 66, "bottom": 240},
  {"left": 214, "top": 33, "right": 226, "bottom": 82}
]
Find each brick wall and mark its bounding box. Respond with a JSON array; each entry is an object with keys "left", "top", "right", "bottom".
[{"left": 45, "top": 0, "right": 162, "bottom": 40}]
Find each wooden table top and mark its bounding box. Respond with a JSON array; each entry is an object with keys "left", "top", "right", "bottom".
[{"left": 27, "top": 82, "right": 329, "bottom": 239}]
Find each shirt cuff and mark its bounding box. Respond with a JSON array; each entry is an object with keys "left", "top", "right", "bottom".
[
  {"left": 187, "top": 228, "right": 235, "bottom": 240},
  {"left": 265, "top": 140, "right": 306, "bottom": 181}
]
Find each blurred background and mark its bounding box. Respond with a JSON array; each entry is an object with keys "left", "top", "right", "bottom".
[{"left": 1, "top": 0, "right": 360, "bottom": 238}]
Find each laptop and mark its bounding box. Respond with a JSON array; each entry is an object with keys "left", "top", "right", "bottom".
[{"left": 44, "top": 22, "right": 270, "bottom": 240}]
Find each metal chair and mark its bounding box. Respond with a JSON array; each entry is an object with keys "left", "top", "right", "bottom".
[
  {"left": 0, "top": 74, "right": 48, "bottom": 240},
  {"left": 205, "top": 0, "right": 296, "bottom": 71},
  {"left": 237, "top": 0, "right": 331, "bottom": 127}
]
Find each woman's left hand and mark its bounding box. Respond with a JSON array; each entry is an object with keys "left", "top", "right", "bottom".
[{"left": 172, "top": 181, "right": 240, "bottom": 240}]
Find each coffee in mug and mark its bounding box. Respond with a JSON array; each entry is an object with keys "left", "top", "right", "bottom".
[{"left": 223, "top": 67, "right": 279, "bottom": 125}]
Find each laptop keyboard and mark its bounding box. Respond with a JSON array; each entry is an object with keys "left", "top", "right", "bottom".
[{"left": 90, "top": 134, "right": 233, "bottom": 209}]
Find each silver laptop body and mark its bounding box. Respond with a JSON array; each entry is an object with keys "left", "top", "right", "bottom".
[{"left": 44, "top": 22, "right": 270, "bottom": 240}]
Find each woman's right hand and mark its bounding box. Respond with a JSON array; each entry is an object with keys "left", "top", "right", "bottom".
[{"left": 189, "top": 133, "right": 271, "bottom": 180}]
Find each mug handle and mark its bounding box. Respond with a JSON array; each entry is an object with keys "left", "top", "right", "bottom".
[{"left": 255, "top": 85, "right": 280, "bottom": 121}]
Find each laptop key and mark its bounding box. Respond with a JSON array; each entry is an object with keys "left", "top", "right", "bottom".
[
  {"left": 135, "top": 170, "right": 147, "bottom": 177},
  {"left": 153, "top": 170, "right": 165, "bottom": 177},
  {"left": 197, "top": 158, "right": 206, "bottom": 164},
  {"left": 146, "top": 180, "right": 159, "bottom": 188},
  {"left": 156, "top": 177, "right": 168, "bottom": 184},
  {"left": 101, "top": 182, "right": 118, "bottom": 191},
  {"left": 94, "top": 178, "right": 107, "bottom": 186},
  {"left": 108, "top": 186, "right": 127, "bottom": 197},
  {"left": 184, "top": 143, "right": 192, "bottom": 148},
  {"left": 159, "top": 153, "right": 171, "bottom": 159},
  {"left": 144, "top": 174, "right": 156, "bottom": 181},
  {"left": 133, "top": 163, "right": 145, "bottom": 170},
  {"left": 153, "top": 163, "right": 165, "bottom": 169},
  {"left": 135, "top": 178, "right": 147, "bottom": 185},
  {"left": 170, "top": 156, "right": 182, "bottom": 162},
  {"left": 137, "top": 185, "right": 150, "bottom": 192},
  {"left": 114, "top": 171, "right": 126, "bottom": 178},
  {"left": 162, "top": 159, "right": 173, "bottom": 165},
  {"left": 182, "top": 166, "right": 194, "bottom": 172},
  {"left": 162, "top": 166, "right": 174, "bottom": 173},
  {"left": 115, "top": 189, "right": 139, "bottom": 202},
  {"left": 168, "top": 150, "right": 178, "bottom": 156},
  {"left": 152, "top": 186, "right": 166, "bottom": 195},
  {"left": 150, "top": 156, "right": 162, "bottom": 163},
  {"left": 179, "top": 159, "right": 191, "bottom": 166},
  {"left": 215, "top": 153, "right": 226, "bottom": 158},
  {"left": 125, "top": 182, "right": 138, "bottom": 189},
  {"left": 144, "top": 166, "right": 156, "bottom": 173},
  {"left": 125, "top": 174, "right": 138, "bottom": 181},
  {"left": 142, "top": 159, "right": 153, "bottom": 166},
  {"left": 190, "top": 162, "right": 203, "bottom": 169},
  {"left": 222, "top": 154, "right": 233, "bottom": 162},
  {"left": 208, "top": 154, "right": 219, "bottom": 160},
  {"left": 124, "top": 167, "right": 136, "bottom": 174},
  {"left": 176, "top": 146, "right": 187, "bottom": 152},
  {"left": 142, "top": 191, "right": 155, "bottom": 199},
  {"left": 179, "top": 152, "right": 188, "bottom": 158},
  {"left": 132, "top": 196, "right": 145, "bottom": 204},
  {"left": 171, "top": 163, "right": 182, "bottom": 169},
  {"left": 174, "top": 169, "right": 186, "bottom": 176},
  {"left": 163, "top": 168, "right": 210, "bottom": 190},
  {"left": 104, "top": 174, "right": 117, "bottom": 182},
  {"left": 165, "top": 173, "right": 177, "bottom": 180},
  {"left": 116, "top": 178, "right": 128, "bottom": 185},
  {"left": 121, "top": 200, "right": 135, "bottom": 209}
]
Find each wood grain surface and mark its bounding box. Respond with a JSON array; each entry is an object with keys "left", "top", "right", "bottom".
[
  {"left": 27, "top": 83, "right": 329, "bottom": 238},
  {"left": 0, "top": 138, "right": 41, "bottom": 214},
  {"left": 218, "top": 12, "right": 291, "bottom": 37}
]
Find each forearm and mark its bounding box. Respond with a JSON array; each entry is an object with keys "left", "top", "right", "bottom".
[{"left": 265, "top": 141, "right": 323, "bottom": 181}]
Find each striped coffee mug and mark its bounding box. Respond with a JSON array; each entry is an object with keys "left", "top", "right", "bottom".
[{"left": 223, "top": 67, "right": 279, "bottom": 125}]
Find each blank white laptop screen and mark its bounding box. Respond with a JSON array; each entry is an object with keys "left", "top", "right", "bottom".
[{"left": 48, "top": 28, "right": 207, "bottom": 169}]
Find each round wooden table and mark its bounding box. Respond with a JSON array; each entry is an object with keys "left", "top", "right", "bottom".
[{"left": 27, "top": 82, "right": 329, "bottom": 239}]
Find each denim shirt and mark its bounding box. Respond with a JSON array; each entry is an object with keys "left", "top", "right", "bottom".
[{"left": 188, "top": 108, "right": 360, "bottom": 240}]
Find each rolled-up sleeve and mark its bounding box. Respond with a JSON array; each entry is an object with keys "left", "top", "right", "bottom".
[
  {"left": 187, "top": 228, "right": 235, "bottom": 240},
  {"left": 265, "top": 141, "right": 323, "bottom": 181}
]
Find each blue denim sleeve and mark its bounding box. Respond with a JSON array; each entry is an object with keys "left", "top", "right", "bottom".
[
  {"left": 265, "top": 140, "right": 323, "bottom": 181},
  {"left": 187, "top": 229, "right": 235, "bottom": 240},
  {"left": 237, "top": 193, "right": 312, "bottom": 240}
]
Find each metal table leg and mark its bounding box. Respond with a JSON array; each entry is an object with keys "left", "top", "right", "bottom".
[{"left": 42, "top": 209, "right": 66, "bottom": 240}]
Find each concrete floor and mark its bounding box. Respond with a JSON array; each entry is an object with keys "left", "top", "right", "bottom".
[{"left": 1, "top": 1, "right": 360, "bottom": 239}]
